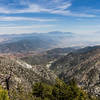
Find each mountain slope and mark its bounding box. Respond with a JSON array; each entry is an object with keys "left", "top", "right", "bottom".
[
  {"left": 21, "top": 47, "right": 79, "bottom": 66},
  {"left": 0, "top": 38, "right": 57, "bottom": 53},
  {"left": 50, "top": 46, "right": 100, "bottom": 97},
  {"left": 0, "top": 56, "right": 56, "bottom": 92}
]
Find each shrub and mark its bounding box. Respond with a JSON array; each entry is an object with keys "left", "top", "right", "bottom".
[
  {"left": 0, "top": 86, "right": 10, "bottom": 100},
  {"left": 32, "top": 79, "right": 98, "bottom": 100}
]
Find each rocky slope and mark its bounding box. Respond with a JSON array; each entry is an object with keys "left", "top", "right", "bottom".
[
  {"left": 21, "top": 47, "right": 80, "bottom": 66},
  {"left": 0, "top": 56, "right": 56, "bottom": 92},
  {"left": 50, "top": 46, "right": 100, "bottom": 97}
]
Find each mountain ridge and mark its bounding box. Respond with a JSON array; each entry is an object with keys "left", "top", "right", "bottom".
[{"left": 50, "top": 46, "right": 100, "bottom": 97}]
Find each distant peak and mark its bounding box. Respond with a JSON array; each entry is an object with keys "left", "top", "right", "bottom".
[{"left": 48, "top": 31, "right": 74, "bottom": 34}]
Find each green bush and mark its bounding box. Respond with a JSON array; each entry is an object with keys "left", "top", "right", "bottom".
[
  {"left": 32, "top": 79, "right": 98, "bottom": 100},
  {"left": 32, "top": 82, "right": 53, "bottom": 100},
  {"left": 0, "top": 86, "right": 10, "bottom": 100}
]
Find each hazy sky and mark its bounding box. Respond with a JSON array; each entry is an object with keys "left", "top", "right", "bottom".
[{"left": 0, "top": 0, "right": 100, "bottom": 34}]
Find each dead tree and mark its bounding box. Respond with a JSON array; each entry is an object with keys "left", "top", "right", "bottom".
[{"left": 5, "top": 73, "right": 11, "bottom": 91}]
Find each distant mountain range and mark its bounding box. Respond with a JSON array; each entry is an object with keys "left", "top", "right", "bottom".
[
  {"left": 1, "top": 31, "right": 100, "bottom": 54},
  {"left": 0, "top": 31, "right": 75, "bottom": 53},
  {"left": 1, "top": 31, "right": 100, "bottom": 53}
]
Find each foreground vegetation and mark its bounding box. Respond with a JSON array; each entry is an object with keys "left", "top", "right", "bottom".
[
  {"left": 0, "top": 79, "right": 99, "bottom": 100},
  {"left": 0, "top": 86, "right": 10, "bottom": 100},
  {"left": 32, "top": 79, "right": 98, "bottom": 100}
]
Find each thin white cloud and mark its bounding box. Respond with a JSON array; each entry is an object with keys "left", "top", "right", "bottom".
[
  {"left": 0, "top": 16, "right": 57, "bottom": 22},
  {"left": 0, "top": 7, "right": 11, "bottom": 14},
  {"left": 56, "top": 2, "right": 72, "bottom": 10},
  {"left": 0, "top": 24, "right": 54, "bottom": 28}
]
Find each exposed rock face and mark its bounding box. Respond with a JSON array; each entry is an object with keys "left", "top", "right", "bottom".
[
  {"left": 0, "top": 56, "right": 56, "bottom": 92},
  {"left": 50, "top": 46, "right": 100, "bottom": 97}
]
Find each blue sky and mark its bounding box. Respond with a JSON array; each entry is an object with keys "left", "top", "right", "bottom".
[{"left": 0, "top": 0, "right": 100, "bottom": 34}]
